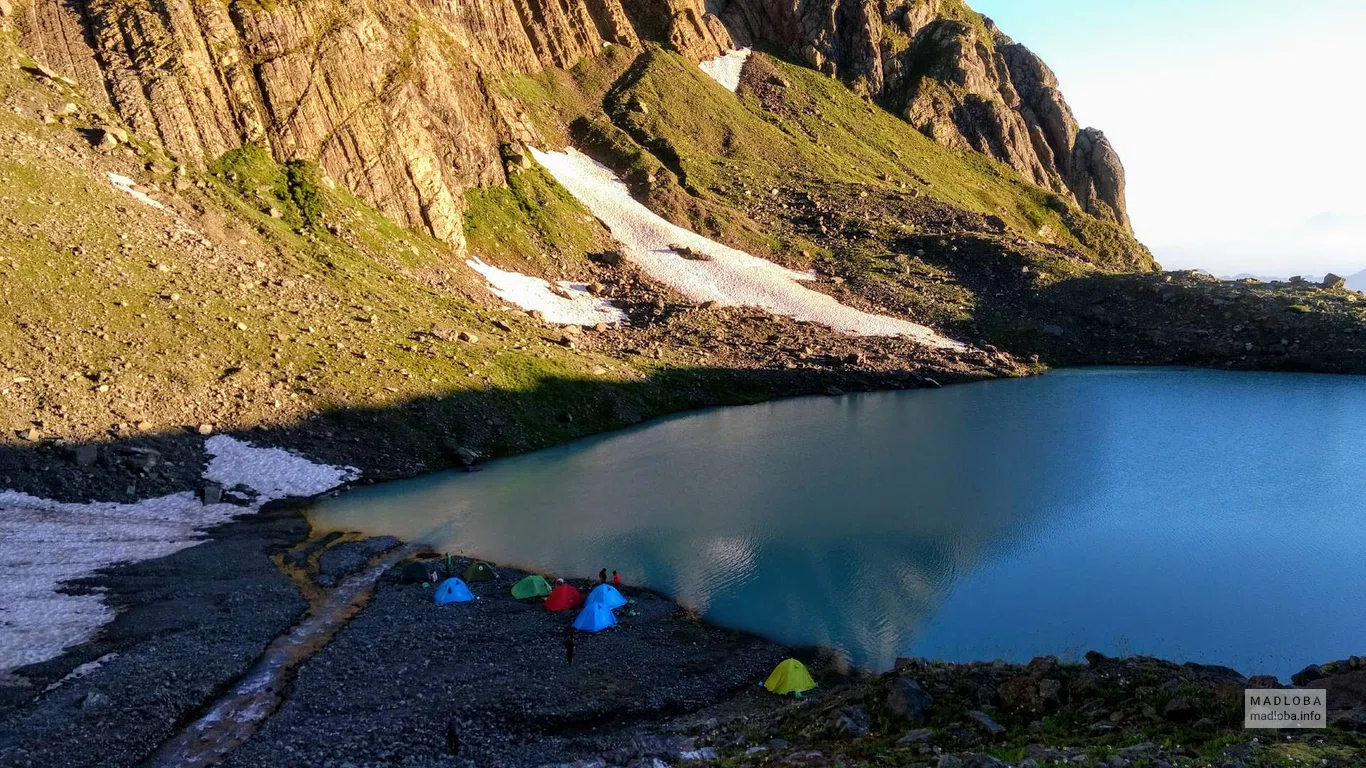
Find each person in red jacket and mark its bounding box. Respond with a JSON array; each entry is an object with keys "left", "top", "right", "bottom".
[{"left": 612, "top": 570, "right": 622, "bottom": 586}]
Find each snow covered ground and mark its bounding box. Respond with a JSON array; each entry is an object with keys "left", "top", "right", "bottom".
[
  {"left": 529, "top": 147, "right": 963, "bottom": 348},
  {"left": 466, "top": 257, "right": 627, "bottom": 326},
  {"left": 699, "top": 48, "right": 751, "bottom": 92},
  {"left": 0, "top": 436, "right": 357, "bottom": 674}
]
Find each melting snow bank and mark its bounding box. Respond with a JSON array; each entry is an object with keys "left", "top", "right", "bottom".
[
  {"left": 529, "top": 147, "right": 963, "bottom": 348},
  {"left": 466, "top": 256, "right": 627, "bottom": 326},
  {"left": 699, "top": 48, "right": 751, "bottom": 92},
  {"left": 0, "top": 436, "right": 358, "bottom": 673}
]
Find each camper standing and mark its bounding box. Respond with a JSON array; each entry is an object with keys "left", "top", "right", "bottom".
[{"left": 563, "top": 631, "right": 576, "bottom": 665}]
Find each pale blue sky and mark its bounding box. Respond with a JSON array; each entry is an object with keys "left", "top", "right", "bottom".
[{"left": 971, "top": 0, "right": 1366, "bottom": 276}]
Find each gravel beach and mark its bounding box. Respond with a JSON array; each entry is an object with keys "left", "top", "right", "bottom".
[
  {"left": 0, "top": 506, "right": 308, "bottom": 767},
  {"left": 224, "top": 561, "right": 787, "bottom": 767}
]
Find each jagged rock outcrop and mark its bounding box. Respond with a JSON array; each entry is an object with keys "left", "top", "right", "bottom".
[
  {"left": 713, "top": 0, "right": 1132, "bottom": 231},
  {"left": 13, "top": 0, "right": 729, "bottom": 248}
]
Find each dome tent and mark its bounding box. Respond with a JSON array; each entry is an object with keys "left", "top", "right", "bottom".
[
  {"left": 511, "top": 575, "right": 552, "bottom": 599},
  {"left": 544, "top": 584, "right": 584, "bottom": 612},
  {"left": 764, "top": 659, "right": 816, "bottom": 696},
  {"left": 463, "top": 561, "right": 496, "bottom": 582},
  {"left": 434, "top": 577, "right": 475, "bottom": 604},
  {"left": 584, "top": 583, "right": 627, "bottom": 610},
  {"left": 572, "top": 602, "right": 617, "bottom": 633}
]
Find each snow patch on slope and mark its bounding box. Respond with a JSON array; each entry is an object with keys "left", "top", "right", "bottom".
[
  {"left": 466, "top": 257, "right": 627, "bottom": 326},
  {"left": 699, "top": 48, "right": 751, "bottom": 92},
  {"left": 0, "top": 437, "right": 358, "bottom": 674},
  {"left": 107, "top": 172, "right": 165, "bottom": 210},
  {"left": 530, "top": 147, "right": 962, "bottom": 347}
]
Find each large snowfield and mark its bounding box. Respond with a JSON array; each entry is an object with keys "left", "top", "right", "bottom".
[
  {"left": 0, "top": 436, "right": 357, "bottom": 674},
  {"left": 529, "top": 147, "right": 962, "bottom": 348}
]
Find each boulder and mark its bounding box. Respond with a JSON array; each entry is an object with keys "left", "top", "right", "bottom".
[
  {"left": 999, "top": 675, "right": 1061, "bottom": 714},
  {"left": 66, "top": 444, "right": 99, "bottom": 466},
  {"left": 1323, "top": 273, "right": 1347, "bottom": 289},
  {"left": 1291, "top": 664, "right": 1325, "bottom": 686},
  {"left": 887, "top": 678, "right": 933, "bottom": 723},
  {"left": 966, "top": 710, "right": 1005, "bottom": 736},
  {"left": 95, "top": 128, "right": 120, "bottom": 150},
  {"left": 112, "top": 446, "right": 160, "bottom": 472},
  {"left": 670, "top": 244, "right": 712, "bottom": 261},
  {"left": 833, "top": 705, "right": 869, "bottom": 737},
  {"left": 1161, "top": 697, "right": 1197, "bottom": 722},
  {"left": 591, "top": 249, "right": 626, "bottom": 266},
  {"left": 80, "top": 690, "right": 110, "bottom": 711},
  {"left": 447, "top": 444, "right": 480, "bottom": 466},
  {"left": 897, "top": 728, "right": 934, "bottom": 745},
  {"left": 201, "top": 484, "right": 223, "bottom": 505}
]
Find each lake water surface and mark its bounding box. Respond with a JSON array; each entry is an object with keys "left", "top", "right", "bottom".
[{"left": 310, "top": 368, "right": 1366, "bottom": 678}]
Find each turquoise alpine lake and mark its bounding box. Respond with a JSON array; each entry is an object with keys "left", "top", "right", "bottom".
[{"left": 309, "top": 368, "right": 1366, "bottom": 678}]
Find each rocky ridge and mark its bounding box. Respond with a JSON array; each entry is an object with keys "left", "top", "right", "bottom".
[
  {"left": 9, "top": 0, "right": 1128, "bottom": 252},
  {"left": 714, "top": 0, "right": 1131, "bottom": 229}
]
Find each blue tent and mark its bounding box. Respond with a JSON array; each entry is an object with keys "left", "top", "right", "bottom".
[
  {"left": 434, "top": 577, "right": 475, "bottom": 604},
  {"left": 585, "top": 584, "right": 627, "bottom": 610},
  {"left": 572, "top": 602, "right": 618, "bottom": 633}
]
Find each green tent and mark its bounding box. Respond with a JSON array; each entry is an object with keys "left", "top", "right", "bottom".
[
  {"left": 764, "top": 659, "right": 816, "bottom": 696},
  {"left": 463, "top": 561, "right": 495, "bottom": 582},
  {"left": 511, "top": 575, "right": 552, "bottom": 599}
]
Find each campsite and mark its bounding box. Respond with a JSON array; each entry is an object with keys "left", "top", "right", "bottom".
[{"left": 219, "top": 549, "right": 799, "bottom": 766}]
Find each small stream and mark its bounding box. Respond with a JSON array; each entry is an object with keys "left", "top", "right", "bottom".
[{"left": 140, "top": 546, "right": 414, "bottom": 768}]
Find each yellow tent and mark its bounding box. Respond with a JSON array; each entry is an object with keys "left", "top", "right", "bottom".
[{"left": 764, "top": 659, "right": 816, "bottom": 696}]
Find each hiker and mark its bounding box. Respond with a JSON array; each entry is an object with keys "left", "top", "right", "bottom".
[
  {"left": 598, "top": 567, "right": 607, "bottom": 584},
  {"left": 555, "top": 577, "right": 565, "bottom": 586},
  {"left": 612, "top": 570, "right": 621, "bottom": 586},
  {"left": 563, "top": 630, "right": 576, "bottom": 665}
]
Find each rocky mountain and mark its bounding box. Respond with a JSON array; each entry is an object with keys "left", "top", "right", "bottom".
[
  {"left": 714, "top": 0, "right": 1131, "bottom": 230},
  {"left": 0, "top": 0, "right": 1363, "bottom": 497},
  {"left": 11, "top": 0, "right": 1127, "bottom": 249}
]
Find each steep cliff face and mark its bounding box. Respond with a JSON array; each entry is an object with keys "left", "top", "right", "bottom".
[
  {"left": 713, "top": 0, "right": 1132, "bottom": 231},
  {"left": 12, "top": 0, "right": 729, "bottom": 249}
]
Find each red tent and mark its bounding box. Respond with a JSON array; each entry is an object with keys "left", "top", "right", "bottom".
[{"left": 544, "top": 584, "right": 584, "bottom": 612}]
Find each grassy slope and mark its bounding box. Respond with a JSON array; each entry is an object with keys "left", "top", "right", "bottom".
[
  {"left": 498, "top": 45, "right": 1366, "bottom": 370},
  {"left": 598, "top": 49, "right": 1149, "bottom": 268},
  {"left": 0, "top": 34, "right": 672, "bottom": 460}
]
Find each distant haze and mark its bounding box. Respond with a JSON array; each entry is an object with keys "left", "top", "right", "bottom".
[{"left": 971, "top": 0, "right": 1366, "bottom": 277}]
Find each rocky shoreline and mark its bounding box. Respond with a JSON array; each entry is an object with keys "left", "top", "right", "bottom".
[{"left": 3, "top": 498, "right": 1366, "bottom": 768}]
